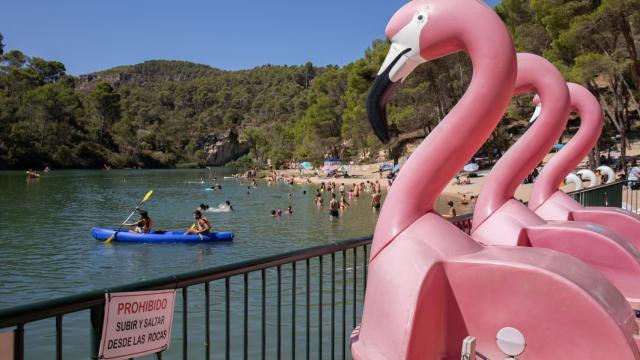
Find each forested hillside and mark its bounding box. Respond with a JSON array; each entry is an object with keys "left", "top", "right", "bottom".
[{"left": 1, "top": 0, "right": 639, "bottom": 170}]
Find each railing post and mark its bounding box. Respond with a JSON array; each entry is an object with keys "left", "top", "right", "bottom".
[{"left": 89, "top": 305, "right": 104, "bottom": 360}]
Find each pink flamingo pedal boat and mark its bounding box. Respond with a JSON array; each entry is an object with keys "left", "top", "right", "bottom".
[
  {"left": 528, "top": 83, "right": 640, "bottom": 248},
  {"left": 351, "top": 0, "right": 640, "bottom": 358},
  {"left": 470, "top": 55, "right": 640, "bottom": 313}
]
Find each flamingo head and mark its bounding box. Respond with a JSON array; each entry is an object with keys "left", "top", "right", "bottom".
[{"left": 367, "top": 0, "right": 492, "bottom": 143}]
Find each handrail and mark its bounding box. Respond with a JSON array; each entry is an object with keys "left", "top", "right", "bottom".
[{"left": 0, "top": 236, "right": 372, "bottom": 328}]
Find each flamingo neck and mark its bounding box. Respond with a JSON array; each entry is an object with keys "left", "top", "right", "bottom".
[
  {"left": 472, "top": 55, "right": 570, "bottom": 230},
  {"left": 529, "top": 85, "right": 603, "bottom": 210},
  {"left": 369, "top": 31, "right": 516, "bottom": 261}
]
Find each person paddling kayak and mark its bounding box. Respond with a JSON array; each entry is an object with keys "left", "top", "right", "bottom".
[
  {"left": 186, "top": 210, "right": 211, "bottom": 235},
  {"left": 124, "top": 210, "right": 152, "bottom": 233}
]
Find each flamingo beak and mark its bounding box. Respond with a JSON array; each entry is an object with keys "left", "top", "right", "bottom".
[
  {"left": 367, "top": 46, "right": 411, "bottom": 143},
  {"left": 368, "top": 8, "right": 428, "bottom": 144}
]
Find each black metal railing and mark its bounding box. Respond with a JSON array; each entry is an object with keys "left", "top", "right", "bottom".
[
  {"left": 0, "top": 181, "right": 626, "bottom": 359},
  {"left": 0, "top": 237, "right": 373, "bottom": 360},
  {"left": 569, "top": 181, "right": 624, "bottom": 208}
]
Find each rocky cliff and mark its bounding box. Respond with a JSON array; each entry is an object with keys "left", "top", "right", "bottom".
[{"left": 198, "top": 130, "right": 250, "bottom": 166}]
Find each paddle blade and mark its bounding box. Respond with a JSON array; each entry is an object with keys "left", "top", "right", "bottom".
[
  {"left": 104, "top": 233, "right": 115, "bottom": 244},
  {"left": 143, "top": 190, "right": 153, "bottom": 202}
]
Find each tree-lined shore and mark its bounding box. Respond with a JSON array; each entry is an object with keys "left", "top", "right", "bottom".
[{"left": 1, "top": 0, "right": 638, "bottom": 170}]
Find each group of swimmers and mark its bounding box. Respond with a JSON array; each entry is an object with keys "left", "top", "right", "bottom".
[
  {"left": 313, "top": 180, "right": 383, "bottom": 218},
  {"left": 270, "top": 206, "right": 293, "bottom": 217}
]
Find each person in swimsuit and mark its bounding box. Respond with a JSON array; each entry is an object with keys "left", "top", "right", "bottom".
[
  {"left": 329, "top": 193, "right": 340, "bottom": 218},
  {"left": 186, "top": 210, "right": 211, "bottom": 235},
  {"left": 443, "top": 201, "right": 457, "bottom": 218},
  {"left": 124, "top": 210, "right": 152, "bottom": 233},
  {"left": 371, "top": 191, "right": 381, "bottom": 210}
]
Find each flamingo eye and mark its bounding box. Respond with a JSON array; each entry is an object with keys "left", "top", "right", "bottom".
[{"left": 416, "top": 11, "right": 427, "bottom": 23}]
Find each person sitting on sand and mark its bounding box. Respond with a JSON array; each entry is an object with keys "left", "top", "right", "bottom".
[
  {"left": 443, "top": 201, "right": 457, "bottom": 218},
  {"left": 329, "top": 193, "right": 340, "bottom": 218},
  {"left": 124, "top": 210, "right": 152, "bottom": 233},
  {"left": 459, "top": 194, "right": 469, "bottom": 205},
  {"left": 186, "top": 210, "right": 211, "bottom": 235},
  {"left": 371, "top": 191, "right": 381, "bottom": 210}
]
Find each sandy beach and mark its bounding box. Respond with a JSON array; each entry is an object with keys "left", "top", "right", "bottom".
[{"left": 271, "top": 138, "right": 640, "bottom": 215}]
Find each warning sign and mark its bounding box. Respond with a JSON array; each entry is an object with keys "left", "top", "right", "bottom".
[{"left": 98, "top": 289, "right": 176, "bottom": 360}]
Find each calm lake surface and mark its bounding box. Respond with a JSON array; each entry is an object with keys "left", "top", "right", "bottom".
[{"left": 0, "top": 169, "right": 456, "bottom": 358}]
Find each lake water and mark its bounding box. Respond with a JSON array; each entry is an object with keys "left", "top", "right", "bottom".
[{"left": 0, "top": 169, "right": 457, "bottom": 358}]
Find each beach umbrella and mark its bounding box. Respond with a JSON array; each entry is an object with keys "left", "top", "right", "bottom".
[
  {"left": 299, "top": 162, "right": 313, "bottom": 170},
  {"left": 463, "top": 163, "right": 479, "bottom": 172},
  {"left": 380, "top": 163, "right": 393, "bottom": 171},
  {"left": 553, "top": 144, "right": 565, "bottom": 151}
]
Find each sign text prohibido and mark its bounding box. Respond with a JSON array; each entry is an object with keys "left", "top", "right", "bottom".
[{"left": 98, "top": 289, "right": 176, "bottom": 360}]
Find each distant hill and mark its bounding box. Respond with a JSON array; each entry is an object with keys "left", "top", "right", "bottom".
[{"left": 76, "top": 60, "right": 223, "bottom": 91}]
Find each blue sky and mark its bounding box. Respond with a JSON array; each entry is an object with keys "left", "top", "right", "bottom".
[{"left": 1, "top": 0, "right": 500, "bottom": 75}]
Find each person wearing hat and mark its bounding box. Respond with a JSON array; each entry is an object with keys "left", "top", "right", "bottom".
[{"left": 124, "top": 209, "right": 152, "bottom": 233}]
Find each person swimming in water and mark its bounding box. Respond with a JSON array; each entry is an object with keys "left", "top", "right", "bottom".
[
  {"left": 186, "top": 210, "right": 211, "bottom": 235},
  {"left": 124, "top": 210, "right": 152, "bottom": 233},
  {"left": 224, "top": 200, "right": 234, "bottom": 211},
  {"left": 329, "top": 193, "right": 340, "bottom": 218},
  {"left": 443, "top": 201, "right": 457, "bottom": 218},
  {"left": 286, "top": 206, "right": 293, "bottom": 214}
]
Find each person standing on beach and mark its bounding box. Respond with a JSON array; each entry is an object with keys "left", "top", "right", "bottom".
[
  {"left": 329, "top": 193, "right": 340, "bottom": 218},
  {"left": 375, "top": 180, "right": 381, "bottom": 193}
]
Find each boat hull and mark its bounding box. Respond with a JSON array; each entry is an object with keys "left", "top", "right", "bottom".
[{"left": 91, "top": 227, "right": 234, "bottom": 243}]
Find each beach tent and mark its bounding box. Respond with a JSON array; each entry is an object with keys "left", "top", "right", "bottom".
[
  {"left": 380, "top": 163, "right": 393, "bottom": 171},
  {"left": 323, "top": 158, "right": 341, "bottom": 173},
  {"left": 463, "top": 163, "right": 480, "bottom": 172},
  {"left": 299, "top": 161, "right": 313, "bottom": 170}
]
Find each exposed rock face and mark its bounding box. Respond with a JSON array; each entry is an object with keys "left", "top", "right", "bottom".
[
  {"left": 198, "top": 130, "right": 249, "bottom": 166},
  {"left": 75, "top": 72, "right": 132, "bottom": 91}
]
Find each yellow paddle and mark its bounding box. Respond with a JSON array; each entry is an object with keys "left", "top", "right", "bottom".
[
  {"left": 105, "top": 190, "right": 154, "bottom": 244},
  {"left": 189, "top": 223, "right": 204, "bottom": 241}
]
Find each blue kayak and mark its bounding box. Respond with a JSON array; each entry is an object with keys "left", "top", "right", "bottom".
[{"left": 91, "top": 227, "right": 234, "bottom": 243}]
